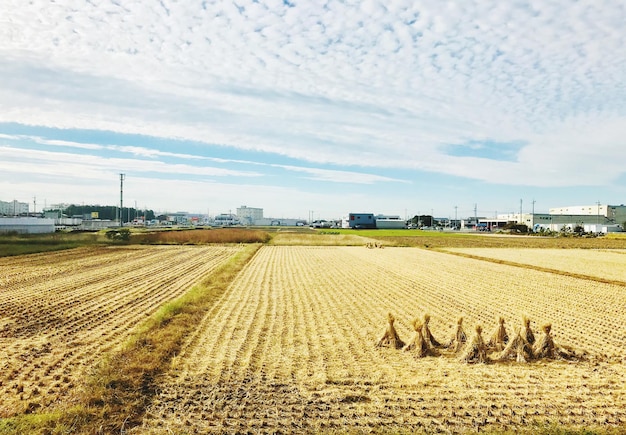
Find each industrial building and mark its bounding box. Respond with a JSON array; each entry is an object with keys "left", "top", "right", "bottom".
[
  {"left": 549, "top": 204, "right": 626, "bottom": 225},
  {"left": 373, "top": 215, "right": 406, "bottom": 229},
  {"left": 212, "top": 213, "right": 240, "bottom": 226},
  {"left": 0, "top": 217, "right": 55, "bottom": 234},
  {"left": 341, "top": 213, "right": 406, "bottom": 229},
  {"left": 236, "top": 206, "right": 263, "bottom": 225},
  {"left": 461, "top": 204, "right": 625, "bottom": 234},
  {"left": 232, "top": 206, "right": 307, "bottom": 226},
  {"left": 342, "top": 213, "right": 376, "bottom": 229}
]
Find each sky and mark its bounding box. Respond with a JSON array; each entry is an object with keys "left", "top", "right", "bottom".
[{"left": 1, "top": 0, "right": 625, "bottom": 221}]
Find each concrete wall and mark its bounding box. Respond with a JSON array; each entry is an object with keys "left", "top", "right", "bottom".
[
  {"left": 375, "top": 219, "right": 406, "bottom": 229},
  {"left": 0, "top": 218, "right": 55, "bottom": 234}
]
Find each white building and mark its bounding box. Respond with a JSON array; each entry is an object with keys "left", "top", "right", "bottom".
[
  {"left": 342, "top": 213, "right": 376, "bottom": 229},
  {"left": 236, "top": 206, "right": 263, "bottom": 225},
  {"left": 212, "top": 213, "right": 239, "bottom": 226},
  {"left": 0, "top": 200, "right": 29, "bottom": 216},
  {"left": 374, "top": 215, "right": 406, "bottom": 229},
  {"left": 549, "top": 204, "right": 626, "bottom": 224}
]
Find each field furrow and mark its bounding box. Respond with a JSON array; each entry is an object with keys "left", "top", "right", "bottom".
[
  {"left": 0, "top": 245, "right": 242, "bottom": 417},
  {"left": 140, "top": 246, "right": 626, "bottom": 434}
]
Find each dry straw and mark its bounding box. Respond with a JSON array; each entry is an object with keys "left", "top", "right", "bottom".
[
  {"left": 487, "top": 316, "right": 509, "bottom": 351},
  {"left": 421, "top": 313, "right": 442, "bottom": 348},
  {"left": 532, "top": 323, "right": 582, "bottom": 360},
  {"left": 497, "top": 327, "right": 534, "bottom": 363},
  {"left": 521, "top": 315, "right": 535, "bottom": 346},
  {"left": 403, "top": 318, "right": 436, "bottom": 358},
  {"left": 460, "top": 325, "right": 489, "bottom": 364},
  {"left": 376, "top": 313, "right": 405, "bottom": 349},
  {"left": 533, "top": 323, "right": 556, "bottom": 358},
  {"left": 447, "top": 316, "right": 467, "bottom": 353}
]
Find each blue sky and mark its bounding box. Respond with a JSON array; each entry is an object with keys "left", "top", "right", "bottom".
[{"left": 1, "top": 0, "right": 625, "bottom": 220}]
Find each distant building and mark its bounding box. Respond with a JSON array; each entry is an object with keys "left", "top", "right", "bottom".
[
  {"left": 212, "top": 213, "right": 239, "bottom": 226},
  {"left": 0, "top": 200, "right": 29, "bottom": 216},
  {"left": 549, "top": 204, "right": 626, "bottom": 225},
  {"left": 374, "top": 214, "right": 406, "bottom": 229},
  {"left": 254, "top": 218, "right": 307, "bottom": 226},
  {"left": 0, "top": 217, "right": 55, "bottom": 234},
  {"left": 463, "top": 205, "right": 626, "bottom": 234},
  {"left": 237, "top": 206, "right": 263, "bottom": 225},
  {"left": 341, "top": 213, "right": 376, "bottom": 229}
]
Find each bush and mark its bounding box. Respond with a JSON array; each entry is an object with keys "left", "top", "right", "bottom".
[
  {"left": 135, "top": 228, "right": 271, "bottom": 244},
  {"left": 503, "top": 223, "right": 529, "bottom": 233},
  {"left": 105, "top": 228, "right": 131, "bottom": 241}
]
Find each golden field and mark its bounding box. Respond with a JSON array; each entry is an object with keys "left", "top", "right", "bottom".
[
  {"left": 0, "top": 245, "right": 244, "bottom": 418},
  {"left": 136, "top": 245, "right": 626, "bottom": 434},
  {"left": 0, "top": 233, "right": 625, "bottom": 434}
]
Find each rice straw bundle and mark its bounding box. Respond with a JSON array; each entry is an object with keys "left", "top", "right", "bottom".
[
  {"left": 521, "top": 315, "right": 535, "bottom": 345},
  {"left": 487, "top": 316, "right": 509, "bottom": 351},
  {"left": 403, "top": 318, "right": 434, "bottom": 358},
  {"left": 497, "top": 328, "right": 534, "bottom": 362},
  {"left": 460, "top": 325, "right": 489, "bottom": 364},
  {"left": 447, "top": 317, "right": 467, "bottom": 353},
  {"left": 421, "top": 314, "right": 442, "bottom": 348},
  {"left": 533, "top": 323, "right": 556, "bottom": 359},
  {"left": 376, "top": 313, "right": 405, "bottom": 349}
]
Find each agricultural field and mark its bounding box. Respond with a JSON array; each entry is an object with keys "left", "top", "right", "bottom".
[
  {"left": 443, "top": 248, "right": 626, "bottom": 284},
  {"left": 0, "top": 245, "right": 244, "bottom": 418},
  {"left": 135, "top": 245, "right": 626, "bottom": 434}
]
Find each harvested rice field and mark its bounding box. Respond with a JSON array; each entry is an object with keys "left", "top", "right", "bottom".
[
  {"left": 442, "top": 248, "right": 626, "bottom": 284},
  {"left": 135, "top": 246, "right": 626, "bottom": 434},
  {"left": 0, "top": 245, "right": 244, "bottom": 418}
]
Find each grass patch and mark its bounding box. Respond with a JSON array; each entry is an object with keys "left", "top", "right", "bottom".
[
  {"left": 270, "top": 232, "right": 381, "bottom": 246},
  {"left": 3, "top": 243, "right": 261, "bottom": 434},
  {"left": 134, "top": 228, "right": 272, "bottom": 244},
  {"left": 0, "top": 407, "right": 91, "bottom": 435},
  {"left": 372, "top": 234, "right": 626, "bottom": 249},
  {"left": 0, "top": 232, "right": 105, "bottom": 257},
  {"left": 0, "top": 228, "right": 273, "bottom": 257}
]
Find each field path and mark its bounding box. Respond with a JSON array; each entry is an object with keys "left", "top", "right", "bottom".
[
  {"left": 0, "top": 245, "right": 243, "bottom": 417},
  {"left": 140, "top": 246, "right": 626, "bottom": 434}
]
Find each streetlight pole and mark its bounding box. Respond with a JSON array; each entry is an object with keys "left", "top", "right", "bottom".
[
  {"left": 119, "top": 173, "right": 125, "bottom": 227},
  {"left": 454, "top": 205, "right": 458, "bottom": 230}
]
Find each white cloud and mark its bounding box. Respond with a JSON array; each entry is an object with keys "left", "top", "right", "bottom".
[
  {"left": 0, "top": 146, "right": 262, "bottom": 179},
  {"left": 0, "top": 0, "right": 625, "bottom": 193}
]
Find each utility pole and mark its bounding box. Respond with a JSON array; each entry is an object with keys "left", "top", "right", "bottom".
[
  {"left": 119, "top": 173, "right": 125, "bottom": 227},
  {"left": 454, "top": 205, "right": 458, "bottom": 229},
  {"left": 519, "top": 198, "right": 523, "bottom": 224},
  {"left": 474, "top": 203, "right": 477, "bottom": 226}
]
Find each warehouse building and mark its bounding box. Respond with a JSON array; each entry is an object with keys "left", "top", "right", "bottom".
[
  {"left": 467, "top": 205, "right": 625, "bottom": 234},
  {"left": 0, "top": 217, "right": 55, "bottom": 234},
  {"left": 374, "top": 215, "right": 406, "bottom": 229},
  {"left": 549, "top": 204, "right": 626, "bottom": 225},
  {"left": 342, "top": 213, "right": 376, "bottom": 229},
  {"left": 341, "top": 213, "right": 407, "bottom": 229}
]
